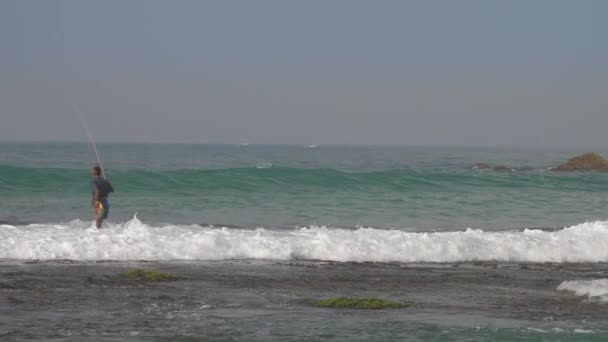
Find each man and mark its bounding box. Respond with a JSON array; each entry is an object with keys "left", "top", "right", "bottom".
[{"left": 91, "top": 166, "right": 114, "bottom": 228}]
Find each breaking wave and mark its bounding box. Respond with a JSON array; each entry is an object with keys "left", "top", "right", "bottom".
[
  {"left": 558, "top": 279, "right": 608, "bottom": 303},
  {"left": 2, "top": 216, "right": 608, "bottom": 262}
]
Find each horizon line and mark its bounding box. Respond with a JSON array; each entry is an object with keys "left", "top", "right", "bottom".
[{"left": 1, "top": 139, "right": 607, "bottom": 151}]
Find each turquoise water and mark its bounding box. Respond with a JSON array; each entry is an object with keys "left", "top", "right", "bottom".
[{"left": 1, "top": 142, "right": 607, "bottom": 230}]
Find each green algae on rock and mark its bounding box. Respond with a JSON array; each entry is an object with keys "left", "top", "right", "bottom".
[
  {"left": 316, "top": 297, "right": 406, "bottom": 309},
  {"left": 125, "top": 269, "right": 179, "bottom": 282}
]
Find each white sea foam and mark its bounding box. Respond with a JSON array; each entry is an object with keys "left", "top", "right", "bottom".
[
  {"left": 2, "top": 217, "right": 608, "bottom": 262},
  {"left": 557, "top": 279, "right": 608, "bottom": 303},
  {"left": 255, "top": 162, "right": 273, "bottom": 169}
]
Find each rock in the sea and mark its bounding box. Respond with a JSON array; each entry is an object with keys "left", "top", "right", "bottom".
[
  {"left": 472, "top": 163, "right": 491, "bottom": 170},
  {"left": 556, "top": 153, "right": 608, "bottom": 171},
  {"left": 492, "top": 165, "right": 512, "bottom": 172},
  {"left": 472, "top": 163, "right": 532, "bottom": 172}
]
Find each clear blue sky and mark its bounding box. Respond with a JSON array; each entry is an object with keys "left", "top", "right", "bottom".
[{"left": 1, "top": 0, "right": 607, "bottom": 146}]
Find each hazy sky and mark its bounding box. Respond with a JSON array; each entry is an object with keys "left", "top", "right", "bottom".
[{"left": 1, "top": 0, "right": 607, "bottom": 146}]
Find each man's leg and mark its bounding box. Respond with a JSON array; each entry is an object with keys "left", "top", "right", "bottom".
[{"left": 95, "top": 201, "right": 105, "bottom": 228}]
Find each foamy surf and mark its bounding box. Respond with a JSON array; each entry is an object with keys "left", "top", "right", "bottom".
[
  {"left": 558, "top": 279, "right": 608, "bottom": 303},
  {"left": 2, "top": 216, "right": 608, "bottom": 262}
]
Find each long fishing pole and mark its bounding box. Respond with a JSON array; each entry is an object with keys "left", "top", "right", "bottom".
[{"left": 74, "top": 104, "right": 106, "bottom": 178}]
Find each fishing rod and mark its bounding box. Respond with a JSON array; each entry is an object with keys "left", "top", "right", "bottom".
[{"left": 74, "top": 104, "right": 106, "bottom": 178}]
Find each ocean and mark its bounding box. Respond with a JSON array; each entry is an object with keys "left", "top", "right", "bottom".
[{"left": 2, "top": 142, "right": 608, "bottom": 340}]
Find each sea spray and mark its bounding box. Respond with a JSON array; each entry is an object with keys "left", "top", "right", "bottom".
[
  {"left": 558, "top": 279, "right": 608, "bottom": 303},
  {"left": 3, "top": 216, "right": 608, "bottom": 262}
]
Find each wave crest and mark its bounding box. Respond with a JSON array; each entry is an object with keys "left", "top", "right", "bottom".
[
  {"left": 558, "top": 279, "right": 608, "bottom": 303},
  {"left": 3, "top": 164, "right": 605, "bottom": 195},
  {"left": 2, "top": 217, "right": 608, "bottom": 262}
]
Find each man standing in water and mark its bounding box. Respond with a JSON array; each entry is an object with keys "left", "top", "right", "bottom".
[{"left": 91, "top": 166, "right": 114, "bottom": 228}]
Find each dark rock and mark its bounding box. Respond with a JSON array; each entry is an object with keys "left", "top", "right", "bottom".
[
  {"left": 556, "top": 153, "right": 608, "bottom": 172},
  {"left": 473, "top": 163, "right": 532, "bottom": 172},
  {"left": 473, "top": 163, "right": 491, "bottom": 170},
  {"left": 492, "top": 165, "right": 512, "bottom": 172}
]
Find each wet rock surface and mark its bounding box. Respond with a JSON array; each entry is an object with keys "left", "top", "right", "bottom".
[
  {"left": 556, "top": 153, "right": 608, "bottom": 172},
  {"left": 1, "top": 260, "right": 607, "bottom": 340},
  {"left": 472, "top": 163, "right": 533, "bottom": 172}
]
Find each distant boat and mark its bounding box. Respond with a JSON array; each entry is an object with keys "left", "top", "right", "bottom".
[
  {"left": 307, "top": 145, "right": 319, "bottom": 148},
  {"left": 239, "top": 143, "right": 250, "bottom": 146}
]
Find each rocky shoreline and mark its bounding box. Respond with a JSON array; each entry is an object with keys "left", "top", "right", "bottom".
[{"left": 1, "top": 260, "right": 607, "bottom": 340}]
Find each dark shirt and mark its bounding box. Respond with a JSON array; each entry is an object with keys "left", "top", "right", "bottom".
[{"left": 91, "top": 177, "right": 114, "bottom": 199}]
